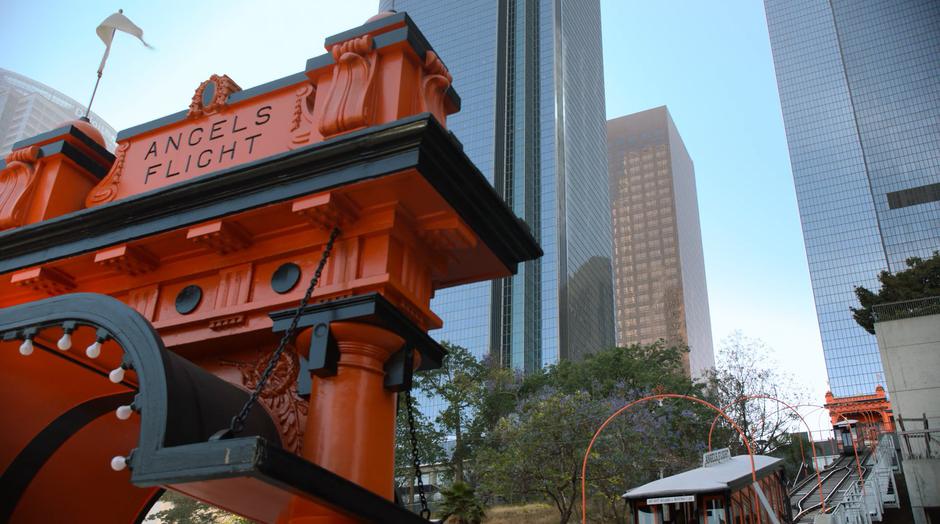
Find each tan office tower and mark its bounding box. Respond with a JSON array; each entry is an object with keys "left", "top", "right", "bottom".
[{"left": 608, "top": 106, "right": 714, "bottom": 377}]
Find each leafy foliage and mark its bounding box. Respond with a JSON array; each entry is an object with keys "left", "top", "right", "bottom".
[
  {"left": 851, "top": 251, "right": 940, "bottom": 334},
  {"left": 416, "top": 342, "right": 487, "bottom": 483},
  {"left": 472, "top": 342, "right": 708, "bottom": 523},
  {"left": 412, "top": 337, "right": 805, "bottom": 523},
  {"left": 439, "top": 481, "right": 486, "bottom": 524},
  {"left": 395, "top": 392, "right": 446, "bottom": 491},
  {"left": 476, "top": 389, "right": 602, "bottom": 523},
  {"left": 703, "top": 332, "right": 808, "bottom": 457},
  {"left": 148, "top": 491, "right": 253, "bottom": 524}
]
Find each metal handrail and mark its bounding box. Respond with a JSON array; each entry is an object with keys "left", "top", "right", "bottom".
[
  {"left": 826, "top": 433, "right": 899, "bottom": 524},
  {"left": 898, "top": 428, "right": 940, "bottom": 459},
  {"left": 871, "top": 296, "right": 940, "bottom": 322}
]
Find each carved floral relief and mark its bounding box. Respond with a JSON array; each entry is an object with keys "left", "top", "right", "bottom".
[{"left": 222, "top": 345, "right": 308, "bottom": 454}]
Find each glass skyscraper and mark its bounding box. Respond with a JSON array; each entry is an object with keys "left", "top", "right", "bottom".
[
  {"left": 377, "top": 0, "right": 614, "bottom": 372},
  {"left": 0, "top": 68, "right": 116, "bottom": 155},
  {"left": 765, "top": 0, "right": 940, "bottom": 396}
]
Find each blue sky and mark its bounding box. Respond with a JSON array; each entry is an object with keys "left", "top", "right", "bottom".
[{"left": 0, "top": 0, "right": 829, "bottom": 418}]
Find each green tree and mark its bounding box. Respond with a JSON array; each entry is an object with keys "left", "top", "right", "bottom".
[
  {"left": 149, "top": 492, "right": 253, "bottom": 524},
  {"left": 541, "top": 340, "right": 699, "bottom": 398},
  {"left": 395, "top": 392, "right": 446, "bottom": 497},
  {"left": 851, "top": 251, "right": 940, "bottom": 334},
  {"left": 438, "top": 481, "right": 486, "bottom": 524},
  {"left": 704, "top": 332, "right": 808, "bottom": 456},
  {"left": 477, "top": 390, "right": 605, "bottom": 524},
  {"left": 586, "top": 397, "right": 708, "bottom": 523},
  {"left": 474, "top": 342, "right": 709, "bottom": 523},
  {"left": 417, "top": 342, "right": 486, "bottom": 483}
]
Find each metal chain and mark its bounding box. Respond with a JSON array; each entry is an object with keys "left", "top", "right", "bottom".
[
  {"left": 405, "top": 390, "right": 431, "bottom": 519},
  {"left": 226, "top": 227, "right": 341, "bottom": 436}
]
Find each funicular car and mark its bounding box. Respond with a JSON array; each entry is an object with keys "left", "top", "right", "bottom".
[{"left": 622, "top": 450, "right": 791, "bottom": 524}]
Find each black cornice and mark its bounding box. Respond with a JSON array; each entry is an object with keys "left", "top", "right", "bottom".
[{"left": 12, "top": 124, "right": 115, "bottom": 164}]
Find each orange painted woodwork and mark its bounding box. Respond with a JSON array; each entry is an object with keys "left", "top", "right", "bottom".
[
  {"left": 0, "top": 11, "right": 540, "bottom": 524},
  {"left": 0, "top": 122, "right": 112, "bottom": 229},
  {"left": 284, "top": 322, "right": 404, "bottom": 523}
]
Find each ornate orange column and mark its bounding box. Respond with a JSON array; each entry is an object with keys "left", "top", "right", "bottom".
[{"left": 285, "top": 323, "right": 403, "bottom": 523}]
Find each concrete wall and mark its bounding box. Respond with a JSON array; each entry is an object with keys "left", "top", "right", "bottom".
[
  {"left": 874, "top": 313, "right": 940, "bottom": 522},
  {"left": 904, "top": 460, "right": 940, "bottom": 508},
  {"left": 874, "top": 314, "right": 940, "bottom": 425}
]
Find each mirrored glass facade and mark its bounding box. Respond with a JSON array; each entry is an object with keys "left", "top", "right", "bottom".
[
  {"left": 378, "top": 0, "right": 614, "bottom": 373},
  {"left": 765, "top": 0, "right": 940, "bottom": 396},
  {"left": 608, "top": 107, "right": 715, "bottom": 378},
  {"left": 0, "top": 68, "right": 116, "bottom": 155}
]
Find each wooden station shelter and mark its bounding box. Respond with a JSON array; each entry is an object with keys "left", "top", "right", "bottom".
[
  {"left": 0, "top": 11, "right": 540, "bottom": 523},
  {"left": 622, "top": 452, "right": 792, "bottom": 524}
]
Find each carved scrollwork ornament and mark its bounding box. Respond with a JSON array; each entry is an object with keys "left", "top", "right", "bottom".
[
  {"left": 188, "top": 74, "right": 242, "bottom": 118},
  {"left": 85, "top": 142, "right": 129, "bottom": 208},
  {"left": 0, "top": 145, "right": 43, "bottom": 230},
  {"left": 319, "top": 35, "right": 378, "bottom": 138},
  {"left": 289, "top": 83, "right": 318, "bottom": 148},
  {"left": 420, "top": 50, "right": 453, "bottom": 126}
]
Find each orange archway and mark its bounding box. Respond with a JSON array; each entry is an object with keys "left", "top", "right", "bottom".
[
  {"left": 580, "top": 393, "right": 758, "bottom": 524},
  {"left": 705, "top": 394, "right": 825, "bottom": 510}
]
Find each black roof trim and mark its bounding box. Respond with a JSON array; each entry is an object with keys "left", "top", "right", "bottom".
[
  {"left": 42, "top": 140, "right": 110, "bottom": 180},
  {"left": 227, "top": 72, "right": 309, "bottom": 104},
  {"left": 13, "top": 124, "right": 115, "bottom": 163},
  {"left": 304, "top": 53, "right": 335, "bottom": 72},
  {"left": 323, "top": 11, "right": 409, "bottom": 46},
  {"left": 116, "top": 110, "right": 189, "bottom": 142},
  {"left": 323, "top": 12, "right": 441, "bottom": 77},
  {"left": 2, "top": 139, "right": 109, "bottom": 179},
  {"left": 0, "top": 114, "right": 540, "bottom": 276}
]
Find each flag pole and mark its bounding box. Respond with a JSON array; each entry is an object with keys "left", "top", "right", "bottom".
[{"left": 83, "top": 9, "right": 121, "bottom": 122}]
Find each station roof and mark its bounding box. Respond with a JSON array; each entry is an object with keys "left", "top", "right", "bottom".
[{"left": 622, "top": 455, "right": 782, "bottom": 499}]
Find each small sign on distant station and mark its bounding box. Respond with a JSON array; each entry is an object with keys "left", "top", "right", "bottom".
[
  {"left": 702, "top": 447, "right": 732, "bottom": 467},
  {"left": 647, "top": 495, "right": 695, "bottom": 505}
]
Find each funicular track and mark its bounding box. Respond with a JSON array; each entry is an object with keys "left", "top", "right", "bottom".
[{"left": 790, "top": 451, "right": 873, "bottom": 523}]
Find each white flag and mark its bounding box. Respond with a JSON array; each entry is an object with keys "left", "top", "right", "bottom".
[{"left": 96, "top": 10, "right": 152, "bottom": 74}]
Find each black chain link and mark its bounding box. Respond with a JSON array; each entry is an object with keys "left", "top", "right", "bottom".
[
  {"left": 405, "top": 390, "right": 431, "bottom": 519},
  {"left": 226, "top": 227, "right": 341, "bottom": 436}
]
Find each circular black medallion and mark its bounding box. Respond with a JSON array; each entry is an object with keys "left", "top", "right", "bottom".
[
  {"left": 271, "top": 263, "right": 302, "bottom": 294},
  {"left": 175, "top": 285, "right": 202, "bottom": 315}
]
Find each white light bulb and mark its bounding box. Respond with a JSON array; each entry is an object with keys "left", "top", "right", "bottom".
[
  {"left": 85, "top": 341, "right": 102, "bottom": 359},
  {"left": 109, "top": 367, "right": 125, "bottom": 383},
  {"left": 19, "top": 339, "right": 34, "bottom": 356},
  {"left": 57, "top": 333, "right": 72, "bottom": 351},
  {"left": 116, "top": 405, "right": 133, "bottom": 420},
  {"left": 110, "top": 455, "right": 127, "bottom": 471}
]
